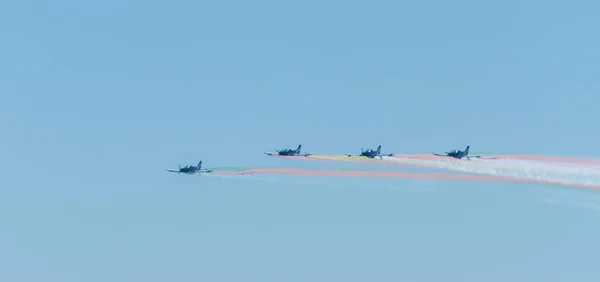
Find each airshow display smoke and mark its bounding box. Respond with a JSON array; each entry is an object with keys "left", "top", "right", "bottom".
[
  {"left": 258, "top": 153, "right": 600, "bottom": 189},
  {"left": 176, "top": 151, "right": 600, "bottom": 191},
  {"left": 206, "top": 167, "right": 600, "bottom": 190},
  {"left": 385, "top": 155, "right": 600, "bottom": 186}
]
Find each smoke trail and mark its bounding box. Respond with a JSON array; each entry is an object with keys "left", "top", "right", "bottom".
[
  {"left": 279, "top": 154, "right": 428, "bottom": 168},
  {"left": 378, "top": 156, "right": 600, "bottom": 188},
  {"left": 266, "top": 155, "right": 331, "bottom": 162},
  {"left": 298, "top": 154, "right": 600, "bottom": 180},
  {"left": 389, "top": 156, "right": 600, "bottom": 175},
  {"left": 393, "top": 153, "right": 600, "bottom": 164},
  {"left": 499, "top": 155, "right": 600, "bottom": 164},
  {"left": 209, "top": 168, "right": 600, "bottom": 190},
  {"left": 265, "top": 153, "right": 600, "bottom": 189},
  {"left": 269, "top": 154, "right": 600, "bottom": 188},
  {"left": 270, "top": 152, "right": 600, "bottom": 165},
  {"left": 273, "top": 154, "right": 600, "bottom": 175}
]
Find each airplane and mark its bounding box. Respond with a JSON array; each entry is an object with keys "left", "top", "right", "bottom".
[
  {"left": 433, "top": 145, "right": 482, "bottom": 160},
  {"left": 345, "top": 145, "right": 393, "bottom": 158},
  {"left": 265, "top": 144, "right": 311, "bottom": 156},
  {"left": 166, "top": 161, "right": 213, "bottom": 174}
]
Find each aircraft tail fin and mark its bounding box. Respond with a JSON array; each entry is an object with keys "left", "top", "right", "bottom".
[
  {"left": 465, "top": 146, "right": 469, "bottom": 155},
  {"left": 197, "top": 161, "right": 202, "bottom": 169},
  {"left": 296, "top": 144, "right": 301, "bottom": 153},
  {"left": 377, "top": 145, "right": 381, "bottom": 154}
]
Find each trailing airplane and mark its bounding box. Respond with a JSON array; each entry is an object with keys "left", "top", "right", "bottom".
[
  {"left": 166, "top": 161, "right": 213, "bottom": 174},
  {"left": 433, "top": 145, "right": 482, "bottom": 160},
  {"left": 265, "top": 144, "right": 311, "bottom": 156},
  {"left": 345, "top": 145, "right": 393, "bottom": 158}
]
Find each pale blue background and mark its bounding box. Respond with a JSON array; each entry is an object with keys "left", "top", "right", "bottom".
[{"left": 2, "top": 0, "right": 600, "bottom": 281}]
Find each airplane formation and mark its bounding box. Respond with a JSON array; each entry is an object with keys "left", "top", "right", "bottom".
[{"left": 166, "top": 144, "right": 483, "bottom": 175}]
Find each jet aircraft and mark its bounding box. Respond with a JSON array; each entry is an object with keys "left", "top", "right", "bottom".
[
  {"left": 265, "top": 144, "right": 310, "bottom": 156},
  {"left": 433, "top": 145, "right": 482, "bottom": 160},
  {"left": 345, "top": 145, "right": 393, "bottom": 158},
  {"left": 166, "top": 161, "right": 212, "bottom": 174}
]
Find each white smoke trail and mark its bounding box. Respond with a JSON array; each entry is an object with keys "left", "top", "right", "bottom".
[{"left": 380, "top": 156, "right": 600, "bottom": 187}]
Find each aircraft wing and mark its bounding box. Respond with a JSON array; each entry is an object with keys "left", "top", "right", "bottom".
[
  {"left": 345, "top": 154, "right": 371, "bottom": 159},
  {"left": 478, "top": 155, "right": 498, "bottom": 159},
  {"left": 166, "top": 169, "right": 212, "bottom": 174},
  {"left": 377, "top": 154, "right": 393, "bottom": 157},
  {"left": 464, "top": 156, "right": 480, "bottom": 160},
  {"left": 432, "top": 153, "right": 449, "bottom": 157},
  {"left": 265, "top": 152, "right": 310, "bottom": 157},
  {"left": 466, "top": 155, "right": 496, "bottom": 160}
]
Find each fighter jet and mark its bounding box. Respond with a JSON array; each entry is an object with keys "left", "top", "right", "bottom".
[
  {"left": 345, "top": 145, "right": 393, "bottom": 158},
  {"left": 265, "top": 144, "right": 311, "bottom": 156},
  {"left": 166, "top": 161, "right": 212, "bottom": 174},
  {"left": 433, "top": 145, "right": 482, "bottom": 160}
]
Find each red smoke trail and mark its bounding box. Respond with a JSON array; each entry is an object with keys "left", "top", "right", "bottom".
[{"left": 210, "top": 168, "right": 600, "bottom": 191}]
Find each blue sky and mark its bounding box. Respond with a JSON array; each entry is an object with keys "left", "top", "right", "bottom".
[{"left": 2, "top": 0, "right": 600, "bottom": 281}]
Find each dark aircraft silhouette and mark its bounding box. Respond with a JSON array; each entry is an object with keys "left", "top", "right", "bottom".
[
  {"left": 345, "top": 145, "right": 393, "bottom": 158},
  {"left": 166, "top": 161, "right": 212, "bottom": 174},
  {"left": 433, "top": 145, "right": 481, "bottom": 160},
  {"left": 265, "top": 144, "right": 310, "bottom": 156}
]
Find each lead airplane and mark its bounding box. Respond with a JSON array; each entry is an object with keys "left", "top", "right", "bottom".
[
  {"left": 433, "top": 145, "right": 482, "bottom": 160},
  {"left": 345, "top": 145, "right": 393, "bottom": 158},
  {"left": 166, "top": 161, "right": 213, "bottom": 174},
  {"left": 265, "top": 144, "right": 311, "bottom": 156}
]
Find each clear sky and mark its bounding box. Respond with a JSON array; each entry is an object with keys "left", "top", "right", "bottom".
[{"left": 2, "top": 0, "right": 600, "bottom": 281}]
